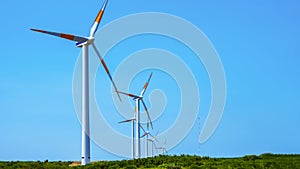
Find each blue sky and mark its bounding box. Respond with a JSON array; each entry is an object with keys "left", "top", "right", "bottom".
[{"left": 0, "top": 0, "right": 300, "bottom": 161}]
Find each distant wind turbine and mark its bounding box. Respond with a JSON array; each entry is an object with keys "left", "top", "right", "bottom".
[
  {"left": 31, "top": 0, "right": 121, "bottom": 165},
  {"left": 141, "top": 125, "right": 158, "bottom": 158},
  {"left": 147, "top": 133, "right": 159, "bottom": 157},
  {"left": 156, "top": 139, "right": 168, "bottom": 155},
  {"left": 118, "top": 118, "right": 136, "bottom": 159},
  {"left": 117, "top": 72, "right": 153, "bottom": 158}
]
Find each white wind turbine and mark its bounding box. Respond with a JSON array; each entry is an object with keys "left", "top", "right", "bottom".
[
  {"left": 140, "top": 125, "right": 158, "bottom": 158},
  {"left": 118, "top": 118, "right": 136, "bottom": 159},
  {"left": 117, "top": 72, "right": 153, "bottom": 159},
  {"left": 31, "top": 0, "right": 121, "bottom": 165},
  {"left": 156, "top": 139, "right": 168, "bottom": 155},
  {"left": 147, "top": 133, "right": 159, "bottom": 157}
]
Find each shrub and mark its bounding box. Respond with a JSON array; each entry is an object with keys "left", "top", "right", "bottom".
[
  {"left": 190, "top": 164, "right": 202, "bottom": 169},
  {"left": 125, "top": 164, "right": 137, "bottom": 169}
]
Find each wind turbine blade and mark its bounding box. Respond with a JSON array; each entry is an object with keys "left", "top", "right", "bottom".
[
  {"left": 92, "top": 43, "right": 122, "bottom": 101},
  {"left": 117, "top": 91, "right": 140, "bottom": 99},
  {"left": 30, "top": 28, "right": 88, "bottom": 43},
  {"left": 149, "top": 132, "right": 155, "bottom": 139},
  {"left": 140, "top": 132, "right": 148, "bottom": 138},
  {"left": 118, "top": 118, "right": 135, "bottom": 124},
  {"left": 146, "top": 138, "right": 154, "bottom": 143},
  {"left": 90, "top": 0, "right": 108, "bottom": 37},
  {"left": 146, "top": 121, "right": 149, "bottom": 130},
  {"left": 140, "top": 72, "right": 153, "bottom": 96},
  {"left": 141, "top": 99, "right": 153, "bottom": 130},
  {"left": 139, "top": 123, "right": 146, "bottom": 134},
  {"left": 150, "top": 131, "right": 159, "bottom": 143}
]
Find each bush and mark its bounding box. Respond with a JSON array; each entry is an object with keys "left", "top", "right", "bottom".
[
  {"left": 125, "top": 164, "right": 137, "bottom": 169},
  {"left": 108, "top": 164, "right": 119, "bottom": 169},
  {"left": 242, "top": 155, "right": 260, "bottom": 161},
  {"left": 166, "top": 165, "right": 182, "bottom": 169},
  {"left": 190, "top": 164, "right": 202, "bottom": 169}
]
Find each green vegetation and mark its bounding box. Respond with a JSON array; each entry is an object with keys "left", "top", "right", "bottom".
[{"left": 0, "top": 154, "right": 299, "bottom": 169}]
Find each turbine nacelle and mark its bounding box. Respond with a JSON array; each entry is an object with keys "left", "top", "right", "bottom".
[
  {"left": 134, "top": 96, "right": 143, "bottom": 100},
  {"left": 76, "top": 37, "right": 95, "bottom": 47}
]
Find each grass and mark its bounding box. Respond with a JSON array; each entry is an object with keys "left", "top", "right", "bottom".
[{"left": 0, "top": 153, "right": 299, "bottom": 169}]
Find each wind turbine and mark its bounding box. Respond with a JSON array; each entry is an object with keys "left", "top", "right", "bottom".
[
  {"left": 117, "top": 72, "right": 153, "bottom": 159},
  {"left": 31, "top": 0, "right": 121, "bottom": 165},
  {"left": 156, "top": 139, "right": 168, "bottom": 155},
  {"left": 140, "top": 125, "right": 158, "bottom": 158},
  {"left": 147, "top": 133, "right": 159, "bottom": 157},
  {"left": 118, "top": 118, "right": 136, "bottom": 159}
]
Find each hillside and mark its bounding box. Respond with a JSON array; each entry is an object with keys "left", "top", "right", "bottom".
[{"left": 0, "top": 154, "right": 299, "bottom": 169}]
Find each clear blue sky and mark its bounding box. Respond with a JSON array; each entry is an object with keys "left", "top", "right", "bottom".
[{"left": 0, "top": 0, "right": 300, "bottom": 161}]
